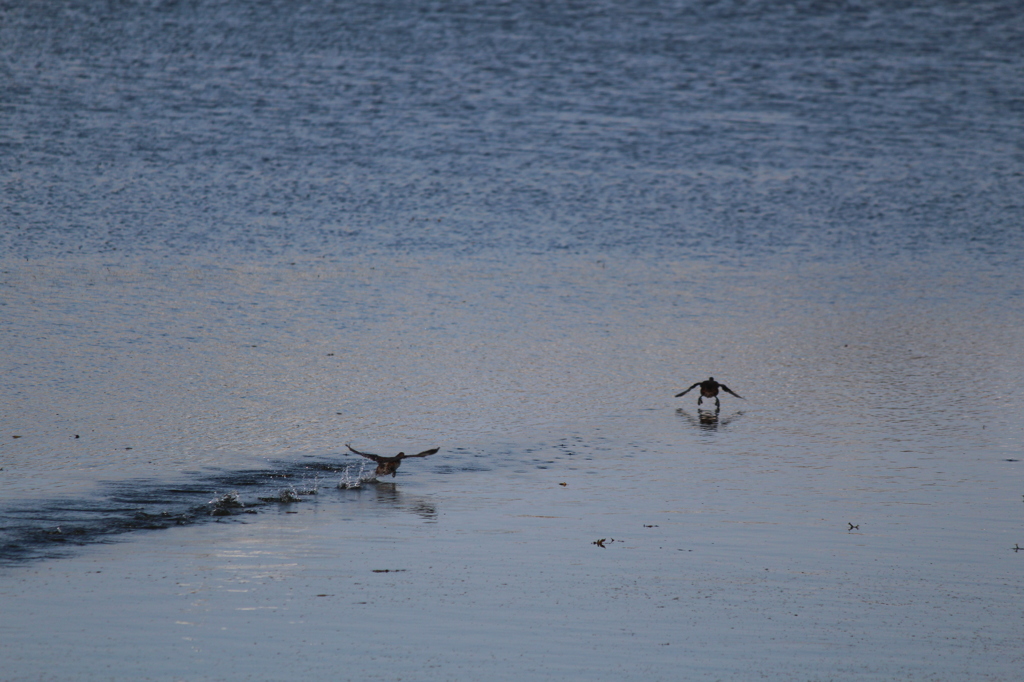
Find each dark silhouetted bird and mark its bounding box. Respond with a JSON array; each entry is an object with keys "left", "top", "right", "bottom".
[
  {"left": 674, "top": 377, "right": 744, "bottom": 409},
  {"left": 345, "top": 444, "right": 440, "bottom": 478}
]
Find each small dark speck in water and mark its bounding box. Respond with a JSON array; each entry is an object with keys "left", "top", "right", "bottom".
[
  {"left": 1004, "top": 459, "right": 1019, "bottom": 462},
  {"left": 372, "top": 569, "right": 406, "bottom": 573}
]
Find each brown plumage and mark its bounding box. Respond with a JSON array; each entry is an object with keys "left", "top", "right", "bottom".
[
  {"left": 345, "top": 444, "right": 440, "bottom": 478},
  {"left": 674, "top": 376, "right": 744, "bottom": 409}
]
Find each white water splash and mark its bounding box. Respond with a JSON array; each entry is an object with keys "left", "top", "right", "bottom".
[
  {"left": 208, "top": 491, "right": 244, "bottom": 515},
  {"left": 337, "top": 461, "right": 374, "bottom": 489}
]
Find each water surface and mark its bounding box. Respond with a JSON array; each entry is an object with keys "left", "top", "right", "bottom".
[{"left": 2, "top": 1, "right": 1023, "bottom": 680}]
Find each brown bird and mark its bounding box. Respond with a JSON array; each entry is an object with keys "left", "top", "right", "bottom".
[
  {"left": 674, "top": 376, "right": 744, "bottom": 409},
  {"left": 345, "top": 443, "right": 440, "bottom": 478}
]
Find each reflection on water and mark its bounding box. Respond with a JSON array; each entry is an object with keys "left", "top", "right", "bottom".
[
  {"left": 362, "top": 482, "right": 438, "bottom": 522},
  {"left": 675, "top": 408, "right": 746, "bottom": 432}
]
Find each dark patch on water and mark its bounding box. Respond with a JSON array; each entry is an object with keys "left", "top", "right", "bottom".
[
  {"left": 0, "top": 457, "right": 362, "bottom": 567},
  {"left": 0, "top": 445, "right": 541, "bottom": 566}
]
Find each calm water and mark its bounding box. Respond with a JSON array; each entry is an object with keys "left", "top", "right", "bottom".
[{"left": 2, "top": 1, "right": 1023, "bottom": 680}]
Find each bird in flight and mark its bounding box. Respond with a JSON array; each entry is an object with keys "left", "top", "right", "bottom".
[
  {"left": 674, "top": 377, "right": 744, "bottom": 409},
  {"left": 345, "top": 444, "right": 440, "bottom": 478}
]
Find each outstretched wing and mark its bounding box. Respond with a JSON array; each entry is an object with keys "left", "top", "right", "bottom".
[
  {"left": 402, "top": 447, "right": 440, "bottom": 459},
  {"left": 346, "top": 443, "right": 385, "bottom": 463},
  {"left": 719, "top": 384, "right": 744, "bottom": 399},
  {"left": 675, "top": 382, "right": 701, "bottom": 398}
]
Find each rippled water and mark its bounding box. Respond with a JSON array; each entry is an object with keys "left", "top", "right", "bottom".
[
  {"left": 4, "top": 0, "right": 1023, "bottom": 262},
  {"left": 2, "top": 1, "right": 1023, "bottom": 680}
]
